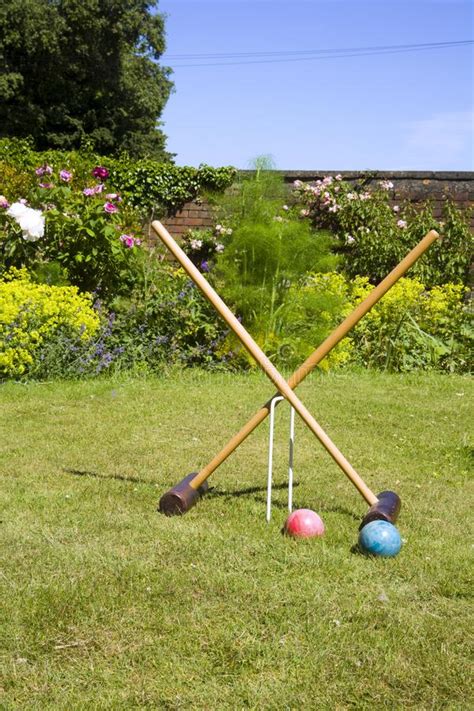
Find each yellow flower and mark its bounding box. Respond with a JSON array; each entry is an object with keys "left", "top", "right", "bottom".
[{"left": 0, "top": 270, "right": 100, "bottom": 378}]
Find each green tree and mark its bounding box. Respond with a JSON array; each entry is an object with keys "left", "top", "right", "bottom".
[{"left": 0, "top": 0, "right": 174, "bottom": 159}]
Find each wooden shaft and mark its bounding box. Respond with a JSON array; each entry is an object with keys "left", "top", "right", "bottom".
[
  {"left": 152, "top": 220, "right": 380, "bottom": 507},
  {"left": 189, "top": 229, "right": 439, "bottom": 491}
]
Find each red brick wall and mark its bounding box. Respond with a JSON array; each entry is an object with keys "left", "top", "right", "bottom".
[
  {"left": 158, "top": 171, "right": 474, "bottom": 240},
  {"left": 161, "top": 201, "right": 214, "bottom": 238}
]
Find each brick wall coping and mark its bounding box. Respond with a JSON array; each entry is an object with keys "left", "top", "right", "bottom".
[{"left": 238, "top": 170, "right": 474, "bottom": 182}]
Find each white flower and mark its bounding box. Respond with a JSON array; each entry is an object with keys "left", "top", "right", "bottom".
[
  {"left": 7, "top": 202, "right": 45, "bottom": 241},
  {"left": 393, "top": 205, "right": 400, "bottom": 212},
  {"left": 190, "top": 239, "right": 202, "bottom": 249},
  {"left": 300, "top": 209, "right": 310, "bottom": 217},
  {"left": 273, "top": 215, "right": 283, "bottom": 222},
  {"left": 380, "top": 180, "right": 394, "bottom": 190},
  {"left": 346, "top": 235, "right": 355, "bottom": 245},
  {"left": 7, "top": 202, "right": 29, "bottom": 220},
  {"left": 215, "top": 243, "right": 225, "bottom": 253},
  {"left": 397, "top": 219, "right": 407, "bottom": 229},
  {"left": 282, "top": 204, "right": 289, "bottom": 211}
]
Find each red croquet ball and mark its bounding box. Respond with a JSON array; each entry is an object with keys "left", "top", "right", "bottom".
[{"left": 284, "top": 509, "right": 325, "bottom": 538}]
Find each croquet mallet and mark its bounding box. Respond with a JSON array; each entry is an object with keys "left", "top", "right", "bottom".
[{"left": 153, "top": 221, "right": 440, "bottom": 524}]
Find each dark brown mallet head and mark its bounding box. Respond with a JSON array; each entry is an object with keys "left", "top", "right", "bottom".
[
  {"left": 359, "top": 490, "right": 401, "bottom": 530},
  {"left": 159, "top": 473, "right": 209, "bottom": 516}
]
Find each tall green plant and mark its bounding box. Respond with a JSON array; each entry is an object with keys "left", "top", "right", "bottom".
[{"left": 212, "top": 159, "right": 338, "bottom": 360}]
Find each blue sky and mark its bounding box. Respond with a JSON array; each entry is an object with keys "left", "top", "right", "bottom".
[{"left": 157, "top": 0, "right": 473, "bottom": 170}]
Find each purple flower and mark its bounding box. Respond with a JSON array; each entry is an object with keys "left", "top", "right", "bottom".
[
  {"left": 35, "top": 164, "right": 53, "bottom": 176},
  {"left": 83, "top": 187, "right": 95, "bottom": 197},
  {"left": 0, "top": 195, "right": 9, "bottom": 209},
  {"left": 200, "top": 260, "right": 210, "bottom": 272},
  {"left": 105, "top": 193, "right": 119, "bottom": 200},
  {"left": 39, "top": 182, "right": 54, "bottom": 189},
  {"left": 59, "top": 169, "right": 73, "bottom": 182},
  {"left": 397, "top": 219, "right": 408, "bottom": 229},
  {"left": 104, "top": 202, "right": 118, "bottom": 214},
  {"left": 93, "top": 183, "right": 105, "bottom": 194},
  {"left": 92, "top": 166, "right": 109, "bottom": 180}
]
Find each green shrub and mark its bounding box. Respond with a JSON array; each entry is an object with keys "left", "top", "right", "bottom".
[
  {"left": 0, "top": 268, "right": 100, "bottom": 379},
  {"left": 107, "top": 258, "right": 229, "bottom": 371},
  {"left": 276, "top": 272, "right": 361, "bottom": 370},
  {"left": 108, "top": 159, "right": 236, "bottom": 213},
  {"left": 247, "top": 271, "right": 472, "bottom": 374},
  {"left": 351, "top": 277, "right": 472, "bottom": 373},
  {"left": 0, "top": 138, "right": 236, "bottom": 216}
]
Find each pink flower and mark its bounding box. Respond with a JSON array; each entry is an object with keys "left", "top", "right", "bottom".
[
  {"left": 93, "top": 183, "right": 105, "bottom": 194},
  {"left": 104, "top": 202, "right": 118, "bottom": 214},
  {"left": 397, "top": 219, "right": 407, "bottom": 229},
  {"left": 120, "top": 234, "right": 140, "bottom": 248},
  {"left": 39, "top": 182, "right": 54, "bottom": 189},
  {"left": 105, "top": 193, "right": 119, "bottom": 200},
  {"left": 0, "top": 195, "right": 10, "bottom": 208},
  {"left": 35, "top": 164, "right": 53, "bottom": 176},
  {"left": 83, "top": 187, "right": 95, "bottom": 197},
  {"left": 59, "top": 169, "right": 72, "bottom": 182},
  {"left": 92, "top": 166, "right": 109, "bottom": 180}
]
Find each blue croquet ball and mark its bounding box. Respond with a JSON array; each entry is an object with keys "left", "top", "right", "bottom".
[{"left": 358, "top": 520, "right": 402, "bottom": 557}]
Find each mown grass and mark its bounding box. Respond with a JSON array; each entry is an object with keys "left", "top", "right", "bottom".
[{"left": 0, "top": 371, "right": 472, "bottom": 709}]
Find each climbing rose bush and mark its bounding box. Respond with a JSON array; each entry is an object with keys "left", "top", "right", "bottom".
[{"left": 293, "top": 176, "right": 473, "bottom": 287}]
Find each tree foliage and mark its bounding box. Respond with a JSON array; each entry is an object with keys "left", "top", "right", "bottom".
[{"left": 0, "top": 0, "right": 174, "bottom": 159}]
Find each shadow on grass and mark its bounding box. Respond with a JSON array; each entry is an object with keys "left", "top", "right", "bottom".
[
  {"left": 318, "top": 504, "right": 360, "bottom": 521},
  {"left": 63, "top": 468, "right": 150, "bottom": 486},
  {"left": 209, "top": 482, "right": 299, "bottom": 510},
  {"left": 210, "top": 485, "right": 361, "bottom": 519}
]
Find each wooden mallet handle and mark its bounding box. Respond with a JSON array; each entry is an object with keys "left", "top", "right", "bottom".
[{"left": 152, "top": 220, "right": 378, "bottom": 507}]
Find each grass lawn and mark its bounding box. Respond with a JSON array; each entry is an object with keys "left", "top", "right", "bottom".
[{"left": 0, "top": 371, "right": 472, "bottom": 709}]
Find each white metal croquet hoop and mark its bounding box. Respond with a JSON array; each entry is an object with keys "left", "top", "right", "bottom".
[{"left": 267, "top": 396, "right": 295, "bottom": 522}]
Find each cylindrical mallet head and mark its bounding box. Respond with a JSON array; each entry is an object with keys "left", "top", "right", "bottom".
[
  {"left": 359, "top": 490, "right": 401, "bottom": 530},
  {"left": 159, "top": 473, "right": 209, "bottom": 516}
]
